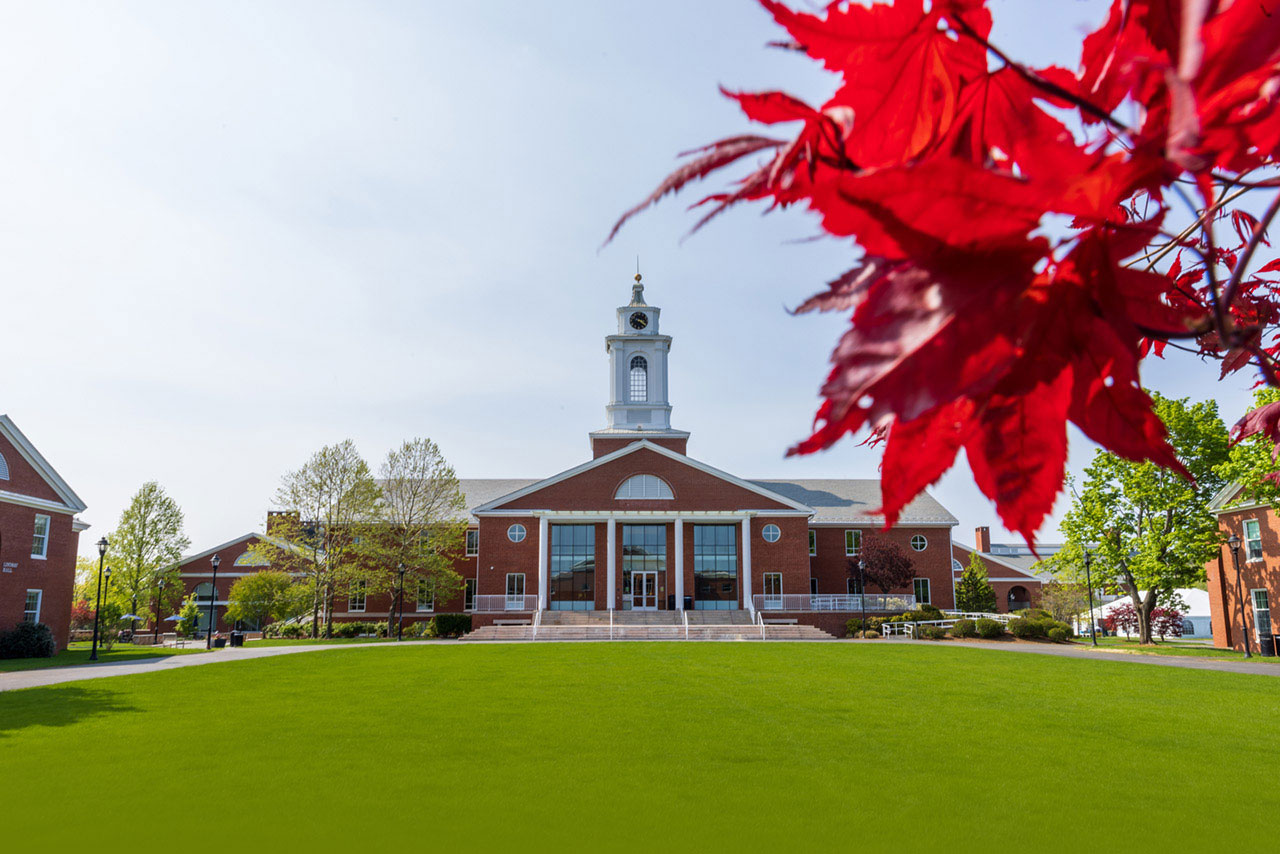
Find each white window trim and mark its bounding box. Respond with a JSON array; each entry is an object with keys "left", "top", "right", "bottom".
[
  {"left": 845, "top": 529, "right": 862, "bottom": 557},
  {"left": 1250, "top": 588, "right": 1271, "bottom": 642},
  {"left": 31, "top": 513, "right": 50, "bottom": 559},
  {"left": 910, "top": 534, "right": 928, "bottom": 552},
  {"left": 614, "top": 474, "right": 674, "bottom": 500},
  {"left": 23, "top": 589, "right": 41, "bottom": 623},
  {"left": 506, "top": 572, "right": 526, "bottom": 603},
  {"left": 1244, "top": 518, "right": 1265, "bottom": 563},
  {"left": 762, "top": 524, "right": 781, "bottom": 543},
  {"left": 465, "top": 529, "right": 479, "bottom": 557},
  {"left": 507, "top": 523, "right": 527, "bottom": 543},
  {"left": 464, "top": 578, "right": 477, "bottom": 612},
  {"left": 348, "top": 582, "right": 367, "bottom": 613},
  {"left": 808, "top": 530, "right": 817, "bottom": 557},
  {"left": 415, "top": 586, "right": 435, "bottom": 613},
  {"left": 913, "top": 577, "right": 931, "bottom": 604}
]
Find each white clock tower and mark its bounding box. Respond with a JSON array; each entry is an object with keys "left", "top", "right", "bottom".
[{"left": 588, "top": 273, "right": 690, "bottom": 457}]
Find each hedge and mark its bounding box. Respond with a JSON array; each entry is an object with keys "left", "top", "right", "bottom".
[
  {"left": 0, "top": 622, "right": 56, "bottom": 659},
  {"left": 975, "top": 618, "right": 1004, "bottom": 639}
]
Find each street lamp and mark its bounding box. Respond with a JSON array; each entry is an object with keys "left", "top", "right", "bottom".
[
  {"left": 153, "top": 576, "right": 166, "bottom": 644},
  {"left": 90, "top": 537, "right": 109, "bottom": 661},
  {"left": 1227, "top": 533, "right": 1252, "bottom": 658},
  {"left": 396, "top": 563, "right": 407, "bottom": 642},
  {"left": 206, "top": 553, "right": 221, "bottom": 650},
  {"left": 857, "top": 558, "right": 867, "bottom": 636},
  {"left": 1083, "top": 550, "right": 1098, "bottom": 647}
]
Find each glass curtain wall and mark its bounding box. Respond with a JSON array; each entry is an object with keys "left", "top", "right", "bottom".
[
  {"left": 693, "top": 524, "right": 738, "bottom": 610},
  {"left": 549, "top": 524, "right": 596, "bottom": 610},
  {"left": 622, "top": 525, "right": 666, "bottom": 609}
]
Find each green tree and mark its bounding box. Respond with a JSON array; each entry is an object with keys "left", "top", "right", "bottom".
[
  {"left": 1216, "top": 387, "right": 1280, "bottom": 504},
  {"left": 247, "top": 440, "right": 382, "bottom": 638},
  {"left": 224, "top": 570, "right": 303, "bottom": 632},
  {"left": 1043, "top": 394, "right": 1229, "bottom": 644},
  {"left": 367, "top": 438, "right": 467, "bottom": 630},
  {"left": 1039, "top": 582, "right": 1092, "bottom": 625},
  {"left": 175, "top": 595, "right": 202, "bottom": 639},
  {"left": 108, "top": 482, "right": 190, "bottom": 634},
  {"left": 954, "top": 552, "right": 997, "bottom": 613}
]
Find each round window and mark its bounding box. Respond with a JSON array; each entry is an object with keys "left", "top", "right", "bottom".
[
  {"left": 762, "top": 524, "right": 781, "bottom": 543},
  {"left": 507, "top": 524, "right": 527, "bottom": 543},
  {"left": 910, "top": 534, "right": 928, "bottom": 551}
]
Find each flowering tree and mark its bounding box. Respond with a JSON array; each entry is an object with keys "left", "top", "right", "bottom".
[
  {"left": 1108, "top": 601, "right": 1141, "bottom": 637},
  {"left": 1151, "top": 606, "right": 1187, "bottom": 640},
  {"left": 852, "top": 533, "right": 915, "bottom": 594},
  {"left": 611, "top": 0, "right": 1280, "bottom": 541}
]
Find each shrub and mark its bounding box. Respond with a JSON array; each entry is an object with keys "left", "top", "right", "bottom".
[
  {"left": 0, "top": 622, "right": 57, "bottom": 659},
  {"left": 432, "top": 614, "right": 472, "bottom": 638},
  {"left": 1048, "top": 627, "right": 1069, "bottom": 642},
  {"left": 1007, "top": 617, "right": 1042, "bottom": 639},
  {"left": 401, "top": 620, "right": 438, "bottom": 639},
  {"left": 1051, "top": 620, "right": 1074, "bottom": 638},
  {"left": 951, "top": 618, "right": 977, "bottom": 638},
  {"left": 917, "top": 624, "right": 947, "bottom": 640},
  {"left": 846, "top": 618, "right": 864, "bottom": 636},
  {"left": 975, "top": 618, "right": 1004, "bottom": 639},
  {"left": 858, "top": 630, "right": 881, "bottom": 639},
  {"left": 919, "top": 603, "right": 944, "bottom": 619},
  {"left": 265, "top": 622, "right": 309, "bottom": 639},
  {"left": 1016, "top": 608, "right": 1053, "bottom": 621}
]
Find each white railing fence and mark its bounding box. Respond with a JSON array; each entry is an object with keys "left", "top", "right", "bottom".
[
  {"left": 472, "top": 594, "right": 538, "bottom": 613},
  {"left": 751, "top": 593, "right": 916, "bottom": 613},
  {"left": 881, "top": 612, "right": 1016, "bottom": 637}
]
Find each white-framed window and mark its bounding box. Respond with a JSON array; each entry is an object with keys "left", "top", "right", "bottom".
[
  {"left": 1244, "top": 519, "right": 1264, "bottom": 561},
  {"left": 1251, "top": 589, "right": 1271, "bottom": 642},
  {"left": 465, "top": 529, "right": 479, "bottom": 556},
  {"left": 847, "top": 577, "right": 863, "bottom": 595},
  {"left": 630, "top": 355, "right": 648, "bottom": 402},
  {"left": 762, "top": 524, "right": 781, "bottom": 543},
  {"left": 910, "top": 534, "right": 928, "bottom": 552},
  {"left": 193, "top": 582, "right": 214, "bottom": 602},
  {"left": 22, "top": 589, "right": 41, "bottom": 623},
  {"left": 845, "top": 529, "right": 861, "bottom": 556},
  {"left": 763, "top": 572, "right": 783, "bottom": 607},
  {"left": 0, "top": 451, "right": 9, "bottom": 480},
  {"left": 506, "top": 572, "right": 526, "bottom": 609},
  {"left": 808, "top": 530, "right": 817, "bottom": 556},
  {"left": 913, "top": 578, "right": 931, "bottom": 604},
  {"left": 615, "top": 474, "right": 673, "bottom": 499},
  {"left": 507, "top": 523, "right": 527, "bottom": 543},
  {"left": 810, "top": 577, "right": 818, "bottom": 595},
  {"left": 416, "top": 580, "right": 434, "bottom": 613},
  {"left": 465, "top": 578, "right": 477, "bottom": 611},
  {"left": 348, "top": 581, "right": 366, "bottom": 613},
  {"left": 31, "top": 514, "right": 50, "bottom": 559},
  {"left": 951, "top": 558, "right": 964, "bottom": 573}
]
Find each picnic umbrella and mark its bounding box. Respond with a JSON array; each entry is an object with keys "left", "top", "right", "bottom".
[
  {"left": 163, "top": 615, "right": 181, "bottom": 621},
  {"left": 119, "top": 614, "right": 144, "bottom": 621}
]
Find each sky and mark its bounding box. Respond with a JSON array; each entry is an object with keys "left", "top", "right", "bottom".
[{"left": 0, "top": 0, "right": 1266, "bottom": 559}]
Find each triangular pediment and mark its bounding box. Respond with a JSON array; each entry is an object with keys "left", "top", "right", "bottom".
[
  {"left": 472, "top": 440, "right": 812, "bottom": 514},
  {"left": 0, "top": 415, "right": 87, "bottom": 513}
]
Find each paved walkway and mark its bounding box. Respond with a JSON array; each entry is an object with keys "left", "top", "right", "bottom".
[
  {"left": 879, "top": 637, "right": 1280, "bottom": 677},
  {"left": 0, "top": 641, "right": 436, "bottom": 693}
]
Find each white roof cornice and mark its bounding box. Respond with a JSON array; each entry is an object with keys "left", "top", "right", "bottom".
[
  {"left": 472, "top": 440, "right": 814, "bottom": 515},
  {"left": 951, "top": 542, "right": 1039, "bottom": 578},
  {"left": 0, "top": 415, "right": 87, "bottom": 513},
  {"left": 0, "top": 489, "right": 85, "bottom": 516}
]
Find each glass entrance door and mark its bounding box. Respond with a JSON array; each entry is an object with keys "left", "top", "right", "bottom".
[{"left": 631, "top": 571, "right": 658, "bottom": 610}]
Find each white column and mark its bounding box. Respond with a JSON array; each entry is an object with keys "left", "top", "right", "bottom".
[
  {"left": 537, "top": 515, "right": 549, "bottom": 610},
  {"left": 674, "top": 518, "right": 685, "bottom": 610},
  {"left": 606, "top": 517, "right": 617, "bottom": 610},
  {"left": 741, "top": 516, "right": 753, "bottom": 611}
]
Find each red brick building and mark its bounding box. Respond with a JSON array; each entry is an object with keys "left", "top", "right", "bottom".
[
  {"left": 0, "top": 415, "right": 89, "bottom": 649},
  {"left": 951, "top": 527, "right": 1047, "bottom": 613},
  {"left": 182, "top": 276, "right": 964, "bottom": 635},
  {"left": 1207, "top": 483, "right": 1279, "bottom": 651}
]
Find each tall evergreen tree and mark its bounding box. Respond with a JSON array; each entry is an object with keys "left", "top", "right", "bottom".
[{"left": 955, "top": 552, "right": 997, "bottom": 613}]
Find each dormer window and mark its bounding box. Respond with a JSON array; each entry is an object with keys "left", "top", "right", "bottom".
[
  {"left": 629, "top": 356, "right": 648, "bottom": 402},
  {"left": 615, "top": 474, "right": 673, "bottom": 500}
]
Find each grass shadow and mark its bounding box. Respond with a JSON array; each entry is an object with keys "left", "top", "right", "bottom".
[{"left": 0, "top": 684, "right": 140, "bottom": 738}]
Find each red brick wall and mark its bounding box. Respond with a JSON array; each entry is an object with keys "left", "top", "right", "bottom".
[
  {"left": 0, "top": 504, "right": 79, "bottom": 648},
  {"left": 951, "top": 546, "right": 1041, "bottom": 613},
  {"left": 0, "top": 433, "right": 66, "bottom": 505},
  {"left": 591, "top": 436, "right": 688, "bottom": 458},
  {"left": 809, "top": 525, "right": 955, "bottom": 609},
  {"left": 1209, "top": 506, "right": 1280, "bottom": 651}
]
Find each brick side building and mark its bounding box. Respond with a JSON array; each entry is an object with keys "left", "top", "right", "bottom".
[
  {"left": 180, "top": 276, "right": 964, "bottom": 635},
  {"left": 1207, "top": 484, "right": 1279, "bottom": 652},
  {"left": 950, "top": 527, "right": 1047, "bottom": 613},
  {"left": 0, "top": 416, "right": 89, "bottom": 649}
]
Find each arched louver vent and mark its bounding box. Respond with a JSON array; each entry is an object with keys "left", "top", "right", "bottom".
[{"left": 615, "top": 474, "right": 673, "bottom": 500}]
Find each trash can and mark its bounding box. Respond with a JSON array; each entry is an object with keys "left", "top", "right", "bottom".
[
  {"left": 683, "top": 595, "right": 693, "bottom": 611},
  {"left": 667, "top": 594, "right": 676, "bottom": 611},
  {"left": 229, "top": 632, "right": 244, "bottom": 648},
  {"left": 1261, "top": 634, "right": 1277, "bottom": 657},
  {"left": 213, "top": 636, "right": 227, "bottom": 649}
]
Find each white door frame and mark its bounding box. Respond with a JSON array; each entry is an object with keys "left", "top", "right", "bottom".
[{"left": 632, "top": 571, "right": 658, "bottom": 610}]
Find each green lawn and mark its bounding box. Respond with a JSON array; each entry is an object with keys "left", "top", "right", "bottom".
[
  {"left": 0, "top": 641, "right": 201, "bottom": 673},
  {"left": 244, "top": 637, "right": 398, "bottom": 647},
  {"left": 1081, "top": 636, "right": 1262, "bottom": 660},
  {"left": 2, "top": 644, "right": 1277, "bottom": 850}
]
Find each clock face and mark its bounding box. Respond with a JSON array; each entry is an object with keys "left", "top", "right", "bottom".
[{"left": 629, "top": 311, "right": 649, "bottom": 331}]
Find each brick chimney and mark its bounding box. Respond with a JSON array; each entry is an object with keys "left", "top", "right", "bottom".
[{"left": 975, "top": 526, "right": 991, "bottom": 553}]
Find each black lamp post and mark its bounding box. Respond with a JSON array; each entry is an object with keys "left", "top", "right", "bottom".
[
  {"left": 1083, "top": 550, "right": 1098, "bottom": 647},
  {"left": 90, "top": 536, "right": 109, "bottom": 661},
  {"left": 153, "top": 577, "right": 166, "bottom": 644},
  {"left": 206, "top": 553, "right": 221, "bottom": 650},
  {"left": 858, "top": 558, "right": 867, "bottom": 636},
  {"left": 396, "top": 563, "right": 406, "bottom": 642},
  {"left": 1227, "top": 533, "right": 1252, "bottom": 658}
]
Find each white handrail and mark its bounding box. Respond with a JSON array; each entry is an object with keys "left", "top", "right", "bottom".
[
  {"left": 682, "top": 609, "right": 688, "bottom": 640},
  {"left": 609, "top": 608, "right": 614, "bottom": 641},
  {"left": 758, "top": 608, "right": 766, "bottom": 640},
  {"left": 532, "top": 609, "right": 541, "bottom": 641}
]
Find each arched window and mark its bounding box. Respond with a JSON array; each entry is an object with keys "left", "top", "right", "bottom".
[
  {"left": 630, "top": 355, "right": 648, "bottom": 402},
  {"left": 0, "top": 452, "right": 8, "bottom": 480},
  {"left": 193, "top": 583, "right": 214, "bottom": 601},
  {"left": 615, "top": 474, "right": 673, "bottom": 500}
]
